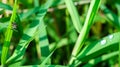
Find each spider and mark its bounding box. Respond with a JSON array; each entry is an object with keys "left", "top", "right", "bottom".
[{"left": 12, "top": 22, "right": 18, "bottom": 32}]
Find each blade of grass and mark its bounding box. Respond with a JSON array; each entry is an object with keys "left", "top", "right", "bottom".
[
  {"left": 15, "top": 14, "right": 23, "bottom": 36},
  {"left": 115, "top": 3, "right": 120, "bottom": 16},
  {"left": 69, "top": 0, "right": 101, "bottom": 65},
  {"left": 40, "top": 48, "right": 55, "bottom": 65},
  {"left": 35, "top": 21, "right": 50, "bottom": 64},
  {"left": 33, "top": 0, "right": 51, "bottom": 63},
  {"left": 34, "top": 0, "right": 54, "bottom": 64},
  {"left": 64, "top": 0, "right": 82, "bottom": 33},
  {"left": 75, "top": 32, "right": 120, "bottom": 66},
  {"left": 83, "top": 51, "right": 119, "bottom": 67},
  {"left": 20, "top": 0, "right": 53, "bottom": 20},
  {"left": 100, "top": 5, "right": 120, "bottom": 30},
  {"left": 6, "top": 19, "right": 40, "bottom": 65},
  {"left": 65, "top": 9, "right": 78, "bottom": 43},
  {"left": 1, "top": 0, "right": 18, "bottom": 65},
  {"left": 20, "top": 7, "right": 39, "bottom": 20},
  {"left": 6, "top": 0, "right": 54, "bottom": 65},
  {"left": 0, "top": 2, "right": 12, "bottom": 10}
]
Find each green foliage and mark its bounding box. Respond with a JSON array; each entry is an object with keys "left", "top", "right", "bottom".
[{"left": 0, "top": 0, "right": 120, "bottom": 67}]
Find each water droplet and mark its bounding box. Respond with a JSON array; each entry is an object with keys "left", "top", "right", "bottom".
[
  {"left": 109, "top": 35, "right": 113, "bottom": 40},
  {"left": 100, "top": 40, "right": 106, "bottom": 45},
  {"left": 20, "top": 48, "right": 23, "bottom": 51}
]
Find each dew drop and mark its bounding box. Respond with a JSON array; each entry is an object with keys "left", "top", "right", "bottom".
[
  {"left": 109, "top": 35, "right": 113, "bottom": 40},
  {"left": 20, "top": 48, "right": 23, "bottom": 51},
  {"left": 100, "top": 40, "right": 106, "bottom": 45}
]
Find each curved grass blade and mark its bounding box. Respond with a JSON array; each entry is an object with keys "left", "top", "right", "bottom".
[
  {"left": 64, "top": 0, "right": 82, "bottom": 33},
  {"left": 83, "top": 51, "right": 118, "bottom": 67},
  {"left": 69, "top": 0, "right": 101, "bottom": 64},
  {"left": 75, "top": 32, "right": 120, "bottom": 66},
  {"left": 100, "top": 5, "right": 120, "bottom": 30},
  {"left": 99, "top": 5, "right": 120, "bottom": 66},
  {"left": 1, "top": 0, "right": 18, "bottom": 65}
]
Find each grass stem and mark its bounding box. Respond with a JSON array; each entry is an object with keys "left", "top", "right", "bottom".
[{"left": 1, "top": 0, "right": 18, "bottom": 65}]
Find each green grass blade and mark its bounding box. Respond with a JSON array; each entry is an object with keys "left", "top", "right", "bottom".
[
  {"left": 1, "top": 0, "right": 18, "bottom": 65},
  {"left": 20, "top": 0, "right": 53, "bottom": 20},
  {"left": 20, "top": 7, "right": 39, "bottom": 20},
  {"left": 75, "top": 32, "right": 120, "bottom": 66},
  {"left": 41, "top": 0, "right": 53, "bottom": 10},
  {"left": 15, "top": 14, "right": 23, "bottom": 35},
  {"left": 115, "top": 3, "right": 120, "bottom": 16},
  {"left": 65, "top": 10, "right": 78, "bottom": 43},
  {"left": 6, "top": 0, "right": 54, "bottom": 65},
  {"left": 35, "top": 0, "right": 54, "bottom": 64},
  {"left": 35, "top": 21, "right": 50, "bottom": 64},
  {"left": 100, "top": 5, "right": 120, "bottom": 29},
  {"left": 6, "top": 19, "right": 40, "bottom": 64},
  {"left": 69, "top": 0, "right": 101, "bottom": 64},
  {"left": 6, "top": 11, "right": 44, "bottom": 64},
  {"left": 64, "top": 0, "right": 82, "bottom": 33},
  {"left": 40, "top": 49, "right": 55, "bottom": 65},
  {"left": 0, "top": 2, "right": 12, "bottom": 10},
  {"left": 83, "top": 51, "right": 119, "bottom": 67}
]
